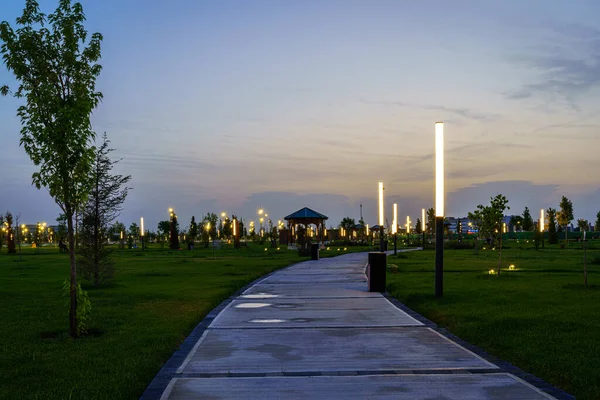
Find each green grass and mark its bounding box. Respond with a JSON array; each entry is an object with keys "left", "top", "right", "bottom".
[
  {"left": 0, "top": 242, "right": 369, "bottom": 400},
  {"left": 387, "top": 241, "right": 600, "bottom": 400}
]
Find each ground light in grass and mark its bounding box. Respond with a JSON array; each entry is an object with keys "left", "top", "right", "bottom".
[
  {"left": 509, "top": 264, "right": 515, "bottom": 270},
  {"left": 488, "top": 269, "right": 497, "bottom": 275}
]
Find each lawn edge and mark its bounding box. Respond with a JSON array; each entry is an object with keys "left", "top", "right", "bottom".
[{"left": 383, "top": 292, "right": 576, "bottom": 400}]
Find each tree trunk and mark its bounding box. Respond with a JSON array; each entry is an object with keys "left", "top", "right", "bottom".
[
  {"left": 94, "top": 173, "right": 100, "bottom": 286},
  {"left": 565, "top": 226, "right": 568, "bottom": 247},
  {"left": 67, "top": 207, "right": 78, "bottom": 338}
]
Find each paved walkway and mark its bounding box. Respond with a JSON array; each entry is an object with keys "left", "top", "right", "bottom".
[{"left": 155, "top": 252, "right": 558, "bottom": 399}]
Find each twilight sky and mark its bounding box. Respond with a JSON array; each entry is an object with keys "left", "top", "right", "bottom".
[{"left": 1, "top": 0, "right": 600, "bottom": 230}]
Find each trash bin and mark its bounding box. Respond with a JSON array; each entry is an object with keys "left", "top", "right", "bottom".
[
  {"left": 368, "top": 252, "right": 386, "bottom": 292},
  {"left": 311, "top": 243, "right": 320, "bottom": 260}
]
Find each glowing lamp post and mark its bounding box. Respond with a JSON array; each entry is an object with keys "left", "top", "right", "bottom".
[
  {"left": 540, "top": 209, "right": 545, "bottom": 232},
  {"left": 406, "top": 216, "right": 412, "bottom": 246},
  {"left": 421, "top": 208, "right": 426, "bottom": 250},
  {"left": 378, "top": 181, "right": 384, "bottom": 251},
  {"left": 435, "top": 122, "right": 444, "bottom": 298},
  {"left": 140, "top": 217, "right": 145, "bottom": 251},
  {"left": 392, "top": 203, "right": 398, "bottom": 255}
]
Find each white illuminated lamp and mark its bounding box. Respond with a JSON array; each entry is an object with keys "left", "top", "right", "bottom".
[
  {"left": 434, "top": 121, "right": 444, "bottom": 298},
  {"left": 366, "top": 224, "right": 369, "bottom": 236},
  {"left": 540, "top": 209, "right": 545, "bottom": 232},
  {"left": 233, "top": 218, "right": 237, "bottom": 236},
  {"left": 140, "top": 217, "right": 144, "bottom": 236},
  {"left": 406, "top": 216, "right": 411, "bottom": 234},
  {"left": 422, "top": 208, "right": 425, "bottom": 231},
  {"left": 378, "top": 182, "right": 384, "bottom": 226},
  {"left": 392, "top": 203, "right": 398, "bottom": 234},
  {"left": 435, "top": 122, "right": 444, "bottom": 217}
]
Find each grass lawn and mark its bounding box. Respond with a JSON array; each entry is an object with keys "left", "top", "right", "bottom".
[
  {"left": 387, "top": 240, "right": 600, "bottom": 400},
  {"left": 0, "top": 242, "right": 369, "bottom": 400}
]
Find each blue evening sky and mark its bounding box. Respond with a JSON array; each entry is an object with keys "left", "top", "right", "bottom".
[{"left": 1, "top": 0, "right": 600, "bottom": 229}]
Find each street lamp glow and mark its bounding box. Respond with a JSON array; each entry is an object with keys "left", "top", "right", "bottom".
[
  {"left": 540, "top": 209, "right": 545, "bottom": 231},
  {"left": 140, "top": 217, "right": 144, "bottom": 236},
  {"left": 366, "top": 224, "right": 369, "bottom": 236},
  {"left": 221, "top": 212, "right": 226, "bottom": 218},
  {"left": 406, "top": 216, "right": 411, "bottom": 234},
  {"left": 422, "top": 209, "right": 425, "bottom": 231},
  {"left": 378, "top": 182, "right": 384, "bottom": 226},
  {"left": 502, "top": 222, "right": 506, "bottom": 233},
  {"left": 435, "top": 122, "right": 444, "bottom": 217},
  {"left": 392, "top": 203, "right": 397, "bottom": 234},
  {"left": 233, "top": 218, "right": 237, "bottom": 236}
]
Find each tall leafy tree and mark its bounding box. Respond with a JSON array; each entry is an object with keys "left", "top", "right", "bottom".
[
  {"left": 78, "top": 134, "right": 130, "bottom": 285},
  {"left": 339, "top": 217, "right": 356, "bottom": 240},
  {"left": 109, "top": 221, "right": 126, "bottom": 242},
  {"left": 1, "top": 0, "right": 103, "bottom": 337},
  {"left": 557, "top": 196, "right": 574, "bottom": 245},
  {"left": 415, "top": 218, "right": 422, "bottom": 234},
  {"left": 577, "top": 219, "right": 589, "bottom": 232},
  {"left": 547, "top": 208, "right": 558, "bottom": 244},
  {"left": 157, "top": 220, "right": 170, "bottom": 242},
  {"left": 596, "top": 211, "right": 600, "bottom": 232},
  {"left": 522, "top": 207, "right": 534, "bottom": 232},
  {"left": 508, "top": 215, "right": 523, "bottom": 231}
]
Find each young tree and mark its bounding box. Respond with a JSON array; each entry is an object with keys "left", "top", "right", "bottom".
[
  {"left": 221, "top": 217, "right": 232, "bottom": 239},
  {"left": 1, "top": 0, "right": 103, "bottom": 337},
  {"left": 415, "top": 218, "right": 422, "bottom": 234},
  {"left": 557, "top": 196, "right": 574, "bottom": 245},
  {"left": 467, "top": 209, "right": 483, "bottom": 253},
  {"left": 78, "top": 134, "right": 130, "bottom": 285},
  {"left": 128, "top": 222, "right": 139, "bottom": 240},
  {"left": 522, "top": 207, "right": 534, "bottom": 232},
  {"left": 188, "top": 216, "right": 198, "bottom": 243},
  {"left": 547, "top": 208, "right": 558, "bottom": 244},
  {"left": 596, "top": 211, "right": 600, "bottom": 232},
  {"left": 203, "top": 213, "right": 218, "bottom": 240},
  {"left": 472, "top": 195, "right": 509, "bottom": 273},
  {"left": 426, "top": 208, "right": 435, "bottom": 237}
]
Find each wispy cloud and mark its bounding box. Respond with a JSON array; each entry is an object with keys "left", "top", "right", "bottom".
[
  {"left": 359, "top": 99, "right": 501, "bottom": 122},
  {"left": 506, "top": 23, "right": 600, "bottom": 110}
]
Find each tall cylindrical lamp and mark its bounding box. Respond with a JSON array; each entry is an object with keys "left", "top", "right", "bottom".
[
  {"left": 435, "top": 122, "right": 444, "bottom": 298},
  {"left": 378, "top": 181, "right": 384, "bottom": 252}
]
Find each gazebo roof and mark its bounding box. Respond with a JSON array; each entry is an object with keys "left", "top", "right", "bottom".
[{"left": 284, "top": 207, "right": 328, "bottom": 221}]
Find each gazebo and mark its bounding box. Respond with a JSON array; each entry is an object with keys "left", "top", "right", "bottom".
[{"left": 284, "top": 207, "right": 328, "bottom": 249}]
